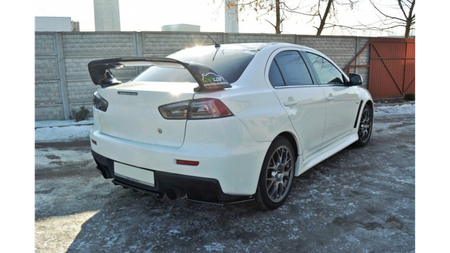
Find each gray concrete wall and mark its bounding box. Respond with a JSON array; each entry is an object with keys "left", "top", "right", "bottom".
[{"left": 35, "top": 31, "right": 371, "bottom": 121}]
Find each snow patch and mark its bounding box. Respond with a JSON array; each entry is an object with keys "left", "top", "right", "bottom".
[
  {"left": 35, "top": 118, "right": 93, "bottom": 143},
  {"left": 374, "top": 104, "right": 415, "bottom": 116}
]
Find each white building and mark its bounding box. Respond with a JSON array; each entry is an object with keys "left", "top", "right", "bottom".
[
  {"left": 35, "top": 17, "right": 72, "bottom": 32},
  {"left": 161, "top": 24, "right": 201, "bottom": 32}
]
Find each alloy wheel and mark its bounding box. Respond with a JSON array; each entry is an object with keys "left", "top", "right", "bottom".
[
  {"left": 265, "top": 145, "right": 294, "bottom": 203},
  {"left": 358, "top": 107, "right": 373, "bottom": 143}
]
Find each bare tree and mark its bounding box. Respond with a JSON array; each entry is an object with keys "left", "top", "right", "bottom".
[
  {"left": 224, "top": 0, "right": 359, "bottom": 35},
  {"left": 225, "top": 0, "right": 284, "bottom": 34},
  {"left": 309, "top": 0, "right": 361, "bottom": 35},
  {"left": 225, "top": 0, "right": 318, "bottom": 34},
  {"left": 369, "top": 0, "right": 415, "bottom": 38},
  {"left": 225, "top": 0, "right": 414, "bottom": 37},
  {"left": 315, "top": 0, "right": 334, "bottom": 35}
]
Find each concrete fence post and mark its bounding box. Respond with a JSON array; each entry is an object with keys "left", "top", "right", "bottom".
[
  {"left": 134, "top": 32, "right": 145, "bottom": 74},
  {"left": 55, "top": 33, "right": 70, "bottom": 120}
]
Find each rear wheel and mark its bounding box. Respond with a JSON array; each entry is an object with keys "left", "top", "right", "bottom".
[
  {"left": 355, "top": 103, "right": 373, "bottom": 147},
  {"left": 255, "top": 136, "right": 295, "bottom": 210}
]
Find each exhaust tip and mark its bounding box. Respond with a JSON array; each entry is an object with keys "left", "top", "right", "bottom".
[{"left": 166, "top": 187, "right": 186, "bottom": 200}]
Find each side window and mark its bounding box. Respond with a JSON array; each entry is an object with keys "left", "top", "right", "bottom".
[
  {"left": 306, "top": 53, "right": 344, "bottom": 85},
  {"left": 269, "top": 61, "right": 285, "bottom": 87},
  {"left": 269, "top": 50, "right": 314, "bottom": 87}
]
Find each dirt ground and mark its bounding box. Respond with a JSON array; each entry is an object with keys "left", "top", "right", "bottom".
[{"left": 35, "top": 105, "right": 415, "bottom": 252}]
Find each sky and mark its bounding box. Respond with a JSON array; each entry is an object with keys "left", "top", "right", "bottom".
[{"left": 33, "top": 0, "right": 410, "bottom": 36}]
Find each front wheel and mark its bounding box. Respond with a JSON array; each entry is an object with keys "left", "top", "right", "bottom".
[
  {"left": 355, "top": 103, "right": 373, "bottom": 147},
  {"left": 255, "top": 136, "right": 295, "bottom": 210}
]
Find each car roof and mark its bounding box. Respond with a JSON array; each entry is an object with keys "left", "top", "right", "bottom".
[{"left": 179, "top": 42, "right": 319, "bottom": 54}]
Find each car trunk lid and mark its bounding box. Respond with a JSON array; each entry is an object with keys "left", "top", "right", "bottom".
[{"left": 96, "top": 82, "right": 197, "bottom": 148}]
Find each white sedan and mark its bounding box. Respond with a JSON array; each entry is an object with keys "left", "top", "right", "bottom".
[{"left": 89, "top": 42, "right": 373, "bottom": 210}]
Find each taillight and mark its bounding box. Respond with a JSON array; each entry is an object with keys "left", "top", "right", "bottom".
[
  {"left": 93, "top": 91, "right": 108, "bottom": 112},
  {"left": 159, "top": 98, "right": 233, "bottom": 120},
  {"left": 158, "top": 101, "right": 189, "bottom": 119},
  {"left": 189, "top": 99, "right": 233, "bottom": 119}
]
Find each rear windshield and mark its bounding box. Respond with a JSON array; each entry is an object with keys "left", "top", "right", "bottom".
[{"left": 132, "top": 46, "right": 257, "bottom": 84}]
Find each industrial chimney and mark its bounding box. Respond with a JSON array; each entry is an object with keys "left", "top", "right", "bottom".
[
  {"left": 94, "top": 0, "right": 121, "bottom": 31},
  {"left": 225, "top": 0, "right": 239, "bottom": 33}
]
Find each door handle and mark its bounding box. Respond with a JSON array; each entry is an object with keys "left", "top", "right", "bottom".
[
  {"left": 283, "top": 100, "right": 298, "bottom": 106},
  {"left": 326, "top": 94, "right": 335, "bottom": 101}
]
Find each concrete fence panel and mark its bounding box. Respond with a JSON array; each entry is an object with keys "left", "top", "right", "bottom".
[{"left": 35, "top": 31, "right": 372, "bottom": 121}]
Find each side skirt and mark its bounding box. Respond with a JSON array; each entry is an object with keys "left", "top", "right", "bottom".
[{"left": 295, "top": 134, "right": 358, "bottom": 176}]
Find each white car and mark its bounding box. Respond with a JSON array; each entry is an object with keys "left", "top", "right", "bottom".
[{"left": 89, "top": 42, "right": 373, "bottom": 210}]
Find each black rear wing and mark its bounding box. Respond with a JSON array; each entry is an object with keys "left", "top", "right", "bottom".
[{"left": 88, "top": 57, "right": 231, "bottom": 92}]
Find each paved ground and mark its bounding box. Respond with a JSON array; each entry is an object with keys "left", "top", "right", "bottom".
[{"left": 35, "top": 104, "right": 415, "bottom": 252}]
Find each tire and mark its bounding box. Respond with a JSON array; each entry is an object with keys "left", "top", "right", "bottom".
[
  {"left": 255, "top": 136, "right": 295, "bottom": 210},
  {"left": 355, "top": 103, "right": 373, "bottom": 147}
]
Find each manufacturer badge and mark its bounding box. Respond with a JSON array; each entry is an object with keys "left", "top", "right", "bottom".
[{"left": 118, "top": 91, "right": 138, "bottom": 96}]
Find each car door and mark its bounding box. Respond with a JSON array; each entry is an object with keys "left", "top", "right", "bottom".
[
  {"left": 304, "top": 52, "right": 361, "bottom": 148},
  {"left": 268, "top": 49, "right": 327, "bottom": 159}
]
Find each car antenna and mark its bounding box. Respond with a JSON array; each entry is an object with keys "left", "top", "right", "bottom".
[
  {"left": 206, "top": 34, "right": 220, "bottom": 48},
  {"left": 206, "top": 34, "right": 220, "bottom": 61}
]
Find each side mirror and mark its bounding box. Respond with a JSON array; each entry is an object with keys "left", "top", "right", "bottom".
[{"left": 349, "top": 73, "right": 363, "bottom": 86}]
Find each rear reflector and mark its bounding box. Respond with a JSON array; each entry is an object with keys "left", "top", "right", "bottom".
[
  {"left": 176, "top": 159, "right": 200, "bottom": 166},
  {"left": 91, "top": 139, "right": 97, "bottom": 145}
]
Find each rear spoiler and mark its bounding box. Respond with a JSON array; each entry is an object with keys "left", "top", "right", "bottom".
[{"left": 88, "top": 57, "right": 231, "bottom": 92}]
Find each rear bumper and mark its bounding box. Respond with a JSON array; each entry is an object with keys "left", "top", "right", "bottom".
[
  {"left": 92, "top": 150, "right": 254, "bottom": 203},
  {"left": 90, "top": 116, "right": 270, "bottom": 200}
]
